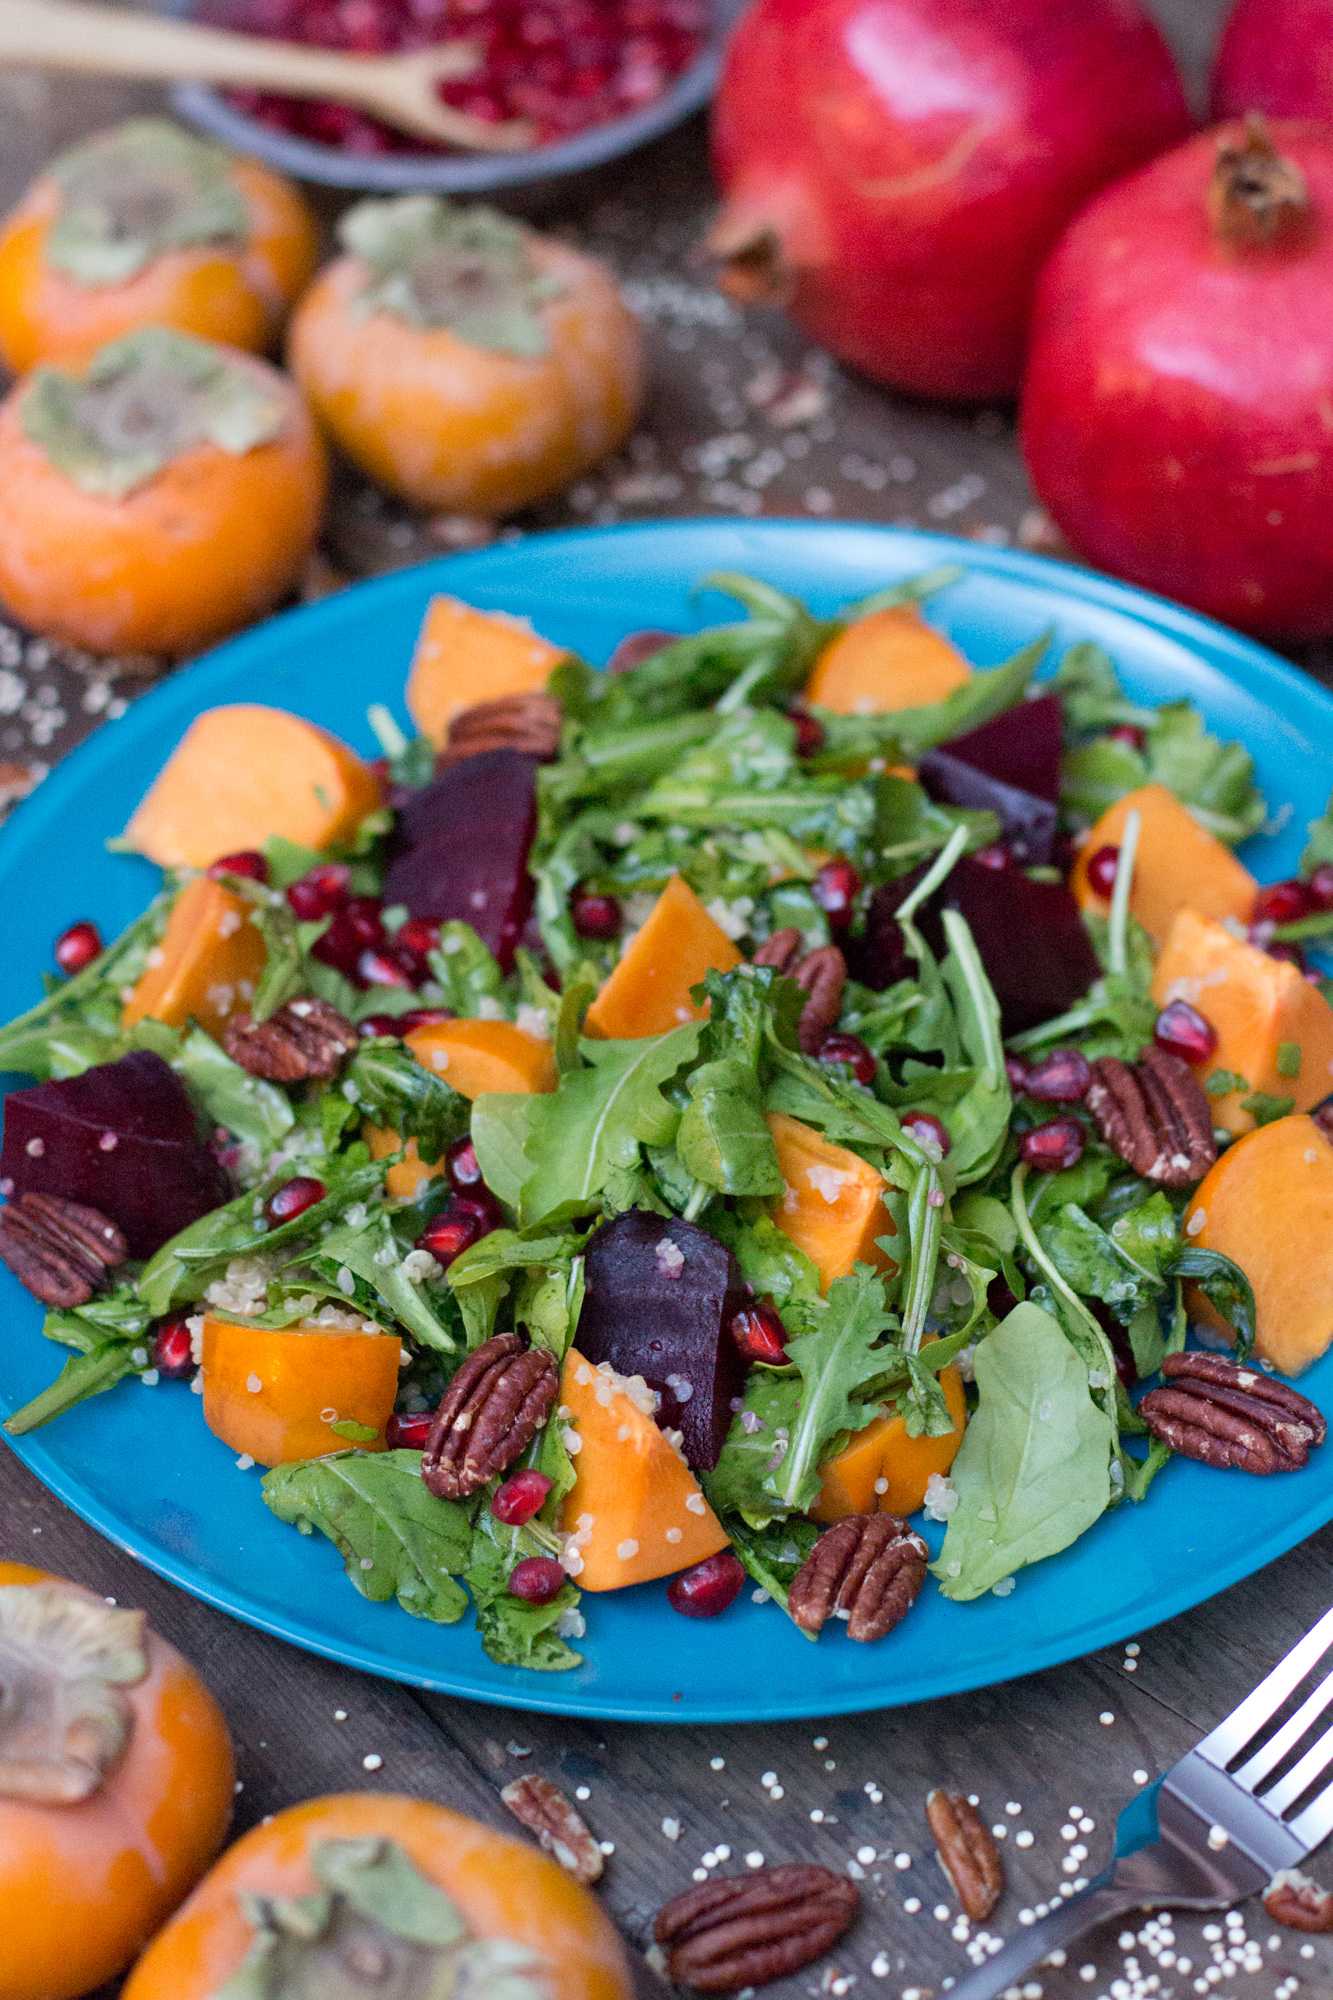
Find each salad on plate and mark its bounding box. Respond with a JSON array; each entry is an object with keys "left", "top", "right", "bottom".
[{"left": 3, "top": 561, "right": 1333, "bottom": 1677}]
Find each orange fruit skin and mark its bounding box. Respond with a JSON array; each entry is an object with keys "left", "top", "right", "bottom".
[
  {"left": 122, "top": 1793, "right": 636, "bottom": 2000},
  {"left": 200, "top": 1315, "right": 402, "bottom": 1466},
  {"left": 287, "top": 236, "right": 645, "bottom": 516},
  {"left": 0, "top": 345, "right": 327, "bottom": 656},
  {"left": 0, "top": 154, "right": 319, "bottom": 374},
  {"left": 0, "top": 1563, "right": 234, "bottom": 2000}
]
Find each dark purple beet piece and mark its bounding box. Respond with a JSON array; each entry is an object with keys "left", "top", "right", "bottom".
[
  {"left": 845, "top": 862, "right": 940, "bottom": 992},
  {"left": 0, "top": 1050, "right": 231, "bottom": 1259},
  {"left": 942, "top": 691, "right": 1064, "bottom": 805},
  {"left": 916, "top": 749, "right": 1057, "bottom": 865},
  {"left": 381, "top": 749, "right": 538, "bottom": 975},
  {"left": 575, "top": 1210, "right": 748, "bottom": 1472}
]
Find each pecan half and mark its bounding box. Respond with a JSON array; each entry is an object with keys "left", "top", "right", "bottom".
[
  {"left": 0, "top": 1194, "right": 127, "bottom": 1308},
  {"left": 750, "top": 932, "right": 847, "bottom": 1055},
  {"left": 1264, "top": 1868, "right": 1333, "bottom": 1931},
  {"left": 223, "top": 995, "right": 359, "bottom": 1082},
  {"left": 752, "top": 928, "right": 802, "bottom": 973},
  {"left": 1138, "top": 1351, "right": 1326, "bottom": 1473},
  {"left": 607, "top": 629, "right": 680, "bottom": 675},
  {"left": 654, "top": 1864, "right": 859, "bottom": 1993},
  {"left": 501, "top": 1774, "right": 603, "bottom": 1884},
  {"left": 926, "top": 1790, "right": 1004, "bottom": 1921},
  {"left": 439, "top": 692, "right": 563, "bottom": 769},
  {"left": 422, "top": 1332, "right": 560, "bottom": 1499},
  {"left": 1086, "top": 1044, "right": 1217, "bottom": 1186},
  {"left": 788, "top": 1514, "right": 929, "bottom": 1642}
]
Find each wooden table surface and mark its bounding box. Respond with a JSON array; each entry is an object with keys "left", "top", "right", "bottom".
[{"left": 7, "top": 4, "right": 1333, "bottom": 1999}]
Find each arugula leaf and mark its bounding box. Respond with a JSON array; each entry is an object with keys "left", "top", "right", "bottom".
[
  {"left": 936, "top": 909, "right": 1010, "bottom": 1183},
  {"left": 0, "top": 889, "right": 172, "bottom": 1079},
  {"left": 262, "top": 1450, "right": 474, "bottom": 1621},
  {"left": 516, "top": 1023, "right": 700, "bottom": 1226},
  {"left": 771, "top": 1272, "right": 898, "bottom": 1512},
  {"left": 248, "top": 899, "right": 328, "bottom": 1022},
  {"left": 3, "top": 1338, "right": 140, "bottom": 1436},
  {"left": 1169, "top": 1246, "right": 1256, "bottom": 1361},
  {"left": 311, "top": 1209, "right": 461, "bottom": 1352},
  {"left": 344, "top": 1040, "right": 470, "bottom": 1165},
  {"left": 1052, "top": 642, "right": 1155, "bottom": 738},
  {"left": 39, "top": 1282, "right": 155, "bottom": 1354},
  {"left": 164, "top": 1022, "right": 294, "bottom": 1151},
  {"left": 675, "top": 967, "right": 788, "bottom": 1197},
  {"left": 470, "top": 1094, "right": 540, "bottom": 1208},
  {"left": 1301, "top": 788, "right": 1333, "bottom": 879},
  {"left": 724, "top": 1514, "right": 821, "bottom": 1626},
  {"left": 464, "top": 1511, "right": 582, "bottom": 1672},
  {"left": 702, "top": 1366, "right": 802, "bottom": 1521},
  {"left": 710, "top": 1209, "right": 823, "bottom": 1310},
  {"left": 933, "top": 1302, "right": 1115, "bottom": 1600},
  {"left": 426, "top": 923, "right": 507, "bottom": 1016}
]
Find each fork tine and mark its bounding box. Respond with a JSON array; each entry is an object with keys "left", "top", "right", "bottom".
[
  {"left": 1197, "top": 1603, "right": 1333, "bottom": 1767},
  {"left": 1255, "top": 1717, "right": 1333, "bottom": 1816},
  {"left": 1287, "top": 1772, "right": 1333, "bottom": 1854},
  {"left": 1233, "top": 1666, "right": 1333, "bottom": 1791}
]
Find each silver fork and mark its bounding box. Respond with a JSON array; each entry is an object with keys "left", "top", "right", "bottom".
[{"left": 951, "top": 1603, "right": 1333, "bottom": 2000}]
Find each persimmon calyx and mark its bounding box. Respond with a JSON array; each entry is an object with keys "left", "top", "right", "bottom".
[
  {"left": 0, "top": 1581, "right": 148, "bottom": 1804},
  {"left": 212, "top": 1837, "right": 549, "bottom": 2000},
  {"left": 47, "top": 117, "right": 249, "bottom": 287},
  {"left": 339, "top": 194, "right": 566, "bottom": 358},
  {"left": 20, "top": 327, "right": 285, "bottom": 500},
  {"left": 1209, "top": 113, "right": 1311, "bottom": 249}
]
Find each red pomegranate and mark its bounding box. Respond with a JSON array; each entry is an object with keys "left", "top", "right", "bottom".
[
  {"left": 1212, "top": 0, "right": 1333, "bottom": 123},
  {"left": 1022, "top": 118, "right": 1333, "bottom": 638},
  {"left": 707, "top": 0, "right": 1190, "bottom": 401}
]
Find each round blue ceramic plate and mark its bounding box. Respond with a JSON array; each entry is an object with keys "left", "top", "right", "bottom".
[{"left": 3, "top": 519, "right": 1331, "bottom": 1721}]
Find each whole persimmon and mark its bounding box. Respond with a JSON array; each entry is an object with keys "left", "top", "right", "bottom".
[
  {"left": 287, "top": 195, "right": 644, "bottom": 517},
  {"left": 0, "top": 325, "right": 327, "bottom": 656},
  {"left": 123, "top": 1791, "right": 636, "bottom": 2000},
  {"left": 0, "top": 1561, "right": 234, "bottom": 2000},
  {"left": 0, "top": 118, "right": 318, "bottom": 374}
]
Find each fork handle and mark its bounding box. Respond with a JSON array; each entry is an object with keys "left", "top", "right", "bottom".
[{"left": 946, "top": 1873, "right": 1144, "bottom": 2000}]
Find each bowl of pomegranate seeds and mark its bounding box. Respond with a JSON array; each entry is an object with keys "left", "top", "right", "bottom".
[{"left": 169, "top": 0, "right": 740, "bottom": 190}]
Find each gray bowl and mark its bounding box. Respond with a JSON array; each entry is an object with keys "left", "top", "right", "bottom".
[{"left": 169, "top": 0, "right": 745, "bottom": 193}]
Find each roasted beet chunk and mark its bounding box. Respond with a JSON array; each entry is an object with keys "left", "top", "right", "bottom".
[
  {"left": 0, "top": 1050, "right": 231, "bottom": 1259},
  {"left": 575, "top": 1211, "right": 748, "bottom": 1472},
  {"left": 381, "top": 748, "right": 538, "bottom": 975},
  {"left": 916, "top": 748, "right": 1057, "bottom": 865},
  {"left": 942, "top": 691, "right": 1064, "bottom": 805}
]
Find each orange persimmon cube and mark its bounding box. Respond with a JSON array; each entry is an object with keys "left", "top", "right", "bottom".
[
  {"left": 583, "top": 875, "right": 742, "bottom": 1040},
  {"left": 1151, "top": 907, "right": 1333, "bottom": 1134},
  {"left": 364, "top": 1125, "right": 445, "bottom": 1202},
  {"left": 1070, "top": 783, "right": 1257, "bottom": 943},
  {"left": 765, "top": 1111, "right": 897, "bottom": 1292},
  {"left": 812, "top": 1362, "right": 966, "bottom": 1523},
  {"left": 122, "top": 704, "right": 381, "bottom": 869},
  {"left": 407, "top": 595, "right": 569, "bottom": 747},
  {"left": 804, "top": 605, "right": 971, "bottom": 715},
  {"left": 405, "top": 1016, "right": 558, "bottom": 1098},
  {"left": 558, "top": 1350, "right": 729, "bottom": 1590},
  {"left": 200, "top": 1312, "right": 401, "bottom": 1466},
  {"left": 121, "top": 875, "right": 266, "bottom": 1039}
]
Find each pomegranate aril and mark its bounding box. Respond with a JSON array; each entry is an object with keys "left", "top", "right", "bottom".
[
  {"left": 987, "top": 1274, "right": 1019, "bottom": 1321},
  {"left": 1307, "top": 863, "right": 1333, "bottom": 912},
  {"left": 666, "top": 1549, "right": 747, "bottom": 1619},
  {"left": 492, "top": 1468, "right": 554, "bottom": 1524},
  {"left": 728, "top": 1296, "right": 788, "bottom": 1365},
  {"left": 397, "top": 917, "right": 441, "bottom": 957},
  {"left": 53, "top": 920, "right": 103, "bottom": 975},
  {"left": 417, "top": 1196, "right": 494, "bottom": 1269},
  {"left": 400, "top": 1007, "right": 454, "bottom": 1031},
  {"left": 816, "top": 1032, "right": 876, "bottom": 1086},
  {"left": 1025, "top": 1048, "right": 1091, "bottom": 1102},
  {"left": 359, "top": 1013, "right": 409, "bottom": 1038},
  {"left": 812, "top": 858, "right": 860, "bottom": 933},
  {"left": 150, "top": 1317, "right": 196, "bottom": 1380},
  {"left": 1019, "top": 1117, "right": 1085, "bottom": 1171},
  {"left": 1085, "top": 844, "right": 1122, "bottom": 897},
  {"left": 1004, "top": 1052, "right": 1032, "bottom": 1094},
  {"left": 508, "top": 1555, "right": 566, "bottom": 1604},
  {"left": 286, "top": 863, "right": 351, "bottom": 920},
  {"left": 207, "top": 849, "right": 269, "bottom": 883},
  {"left": 386, "top": 1410, "right": 435, "bottom": 1449},
  {"left": 358, "top": 946, "right": 415, "bottom": 988},
  {"left": 1107, "top": 723, "right": 1147, "bottom": 752},
  {"left": 570, "top": 885, "right": 622, "bottom": 941},
  {"left": 1253, "top": 879, "right": 1311, "bottom": 927},
  {"left": 901, "top": 1110, "right": 951, "bottom": 1157},
  {"left": 789, "top": 708, "right": 826, "bottom": 758},
  {"left": 1153, "top": 998, "right": 1217, "bottom": 1065},
  {"left": 445, "top": 1134, "right": 484, "bottom": 1190},
  {"left": 264, "top": 1175, "right": 328, "bottom": 1226}
]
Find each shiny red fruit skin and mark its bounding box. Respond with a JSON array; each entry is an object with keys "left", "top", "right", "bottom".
[
  {"left": 386, "top": 1411, "right": 434, "bottom": 1450},
  {"left": 397, "top": 918, "right": 441, "bottom": 959},
  {"left": 816, "top": 1032, "right": 876, "bottom": 1086},
  {"left": 150, "top": 1318, "right": 196, "bottom": 1380},
  {"left": 359, "top": 1014, "right": 408, "bottom": 1039},
  {"left": 1254, "top": 879, "right": 1312, "bottom": 927},
  {"left": 901, "top": 1110, "right": 951, "bottom": 1158},
  {"left": 53, "top": 920, "right": 102, "bottom": 974},
  {"left": 728, "top": 1297, "right": 789, "bottom": 1366},
  {"left": 1025, "top": 1048, "right": 1092, "bottom": 1102},
  {"left": 812, "top": 858, "right": 860, "bottom": 932},
  {"left": 1107, "top": 724, "right": 1147, "bottom": 752},
  {"left": 1022, "top": 121, "right": 1333, "bottom": 638},
  {"left": 789, "top": 708, "right": 825, "bottom": 758},
  {"left": 1154, "top": 998, "right": 1218, "bottom": 1065},
  {"left": 417, "top": 1198, "right": 493, "bottom": 1269},
  {"left": 286, "top": 863, "right": 351, "bottom": 920},
  {"left": 1019, "top": 1117, "right": 1085, "bottom": 1171},
  {"left": 1004, "top": 1053, "right": 1032, "bottom": 1094},
  {"left": 400, "top": 1008, "right": 454, "bottom": 1032},
  {"left": 666, "top": 1549, "right": 747, "bottom": 1620},
  {"left": 1308, "top": 862, "right": 1333, "bottom": 911},
  {"left": 358, "top": 947, "right": 415, "bottom": 989},
  {"left": 264, "top": 1175, "right": 328, "bottom": 1227},
  {"left": 508, "top": 1556, "right": 567, "bottom": 1605},
  {"left": 1212, "top": 0, "right": 1333, "bottom": 122},
  {"left": 711, "top": 0, "right": 1187, "bottom": 400},
  {"left": 445, "top": 1134, "right": 484, "bottom": 1191},
  {"left": 207, "top": 850, "right": 269, "bottom": 883},
  {"left": 570, "top": 886, "right": 623, "bottom": 941},
  {"left": 492, "top": 1470, "right": 554, "bottom": 1526},
  {"left": 1085, "top": 845, "right": 1121, "bottom": 897}
]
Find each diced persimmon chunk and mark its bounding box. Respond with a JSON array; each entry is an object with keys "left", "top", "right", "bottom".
[
  {"left": 766, "top": 1110, "right": 897, "bottom": 1292},
  {"left": 122, "top": 704, "right": 381, "bottom": 868},
  {"left": 200, "top": 1313, "right": 401, "bottom": 1466},
  {"left": 583, "top": 874, "right": 742, "bottom": 1040},
  {"left": 121, "top": 876, "right": 266, "bottom": 1039},
  {"left": 812, "top": 1362, "right": 967, "bottom": 1523},
  {"left": 1151, "top": 907, "right": 1333, "bottom": 1134},
  {"left": 803, "top": 605, "right": 971, "bottom": 715},
  {"left": 1070, "top": 783, "right": 1256, "bottom": 942},
  {"left": 1184, "top": 1115, "right": 1333, "bottom": 1377},
  {"left": 364, "top": 1125, "right": 444, "bottom": 1202},
  {"left": 407, "top": 595, "right": 569, "bottom": 748},
  {"left": 557, "top": 1349, "right": 729, "bottom": 1591},
  {"left": 405, "top": 1017, "right": 558, "bottom": 1098}
]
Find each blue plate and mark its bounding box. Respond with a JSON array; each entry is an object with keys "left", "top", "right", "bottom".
[{"left": 3, "top": 519, "right": 1331, "bottom": 1722}]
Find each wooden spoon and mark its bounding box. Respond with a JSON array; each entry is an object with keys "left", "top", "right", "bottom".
[{"left": 0, "top": 0, "right": 536, "bottom": 150}]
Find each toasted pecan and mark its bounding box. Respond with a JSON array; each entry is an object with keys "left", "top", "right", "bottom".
[
  {"left": 1085, "top": 1045, "right": 1216, "bottom": 1186},
  {"left": 1138, "top": 1351, "right": 1325, "bottom": 1474},
  {"left": 501, "top": 1774, "right": 603, "bottom": 1883},
  {"left": 439, "top": 692, "right": 563, "bottom": 769},
  {"left": 654, "top": 1864, "right": 859, "bottom": 1992},
  {"left": 788, "top": 1514, "right": 928, "bottom": 1643},
  {"left": 223, "top": 995, "right": 359, "bottom": 1082},
  {"left": 0, "top": 1193, "right": 127, "bottom": 1309},
  {"left": 926, "top": 1790, "right": 1004, "bottom": 1921},
  {"left": 422, "top": 1332, "right": 559, "bottom": 1500}
]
